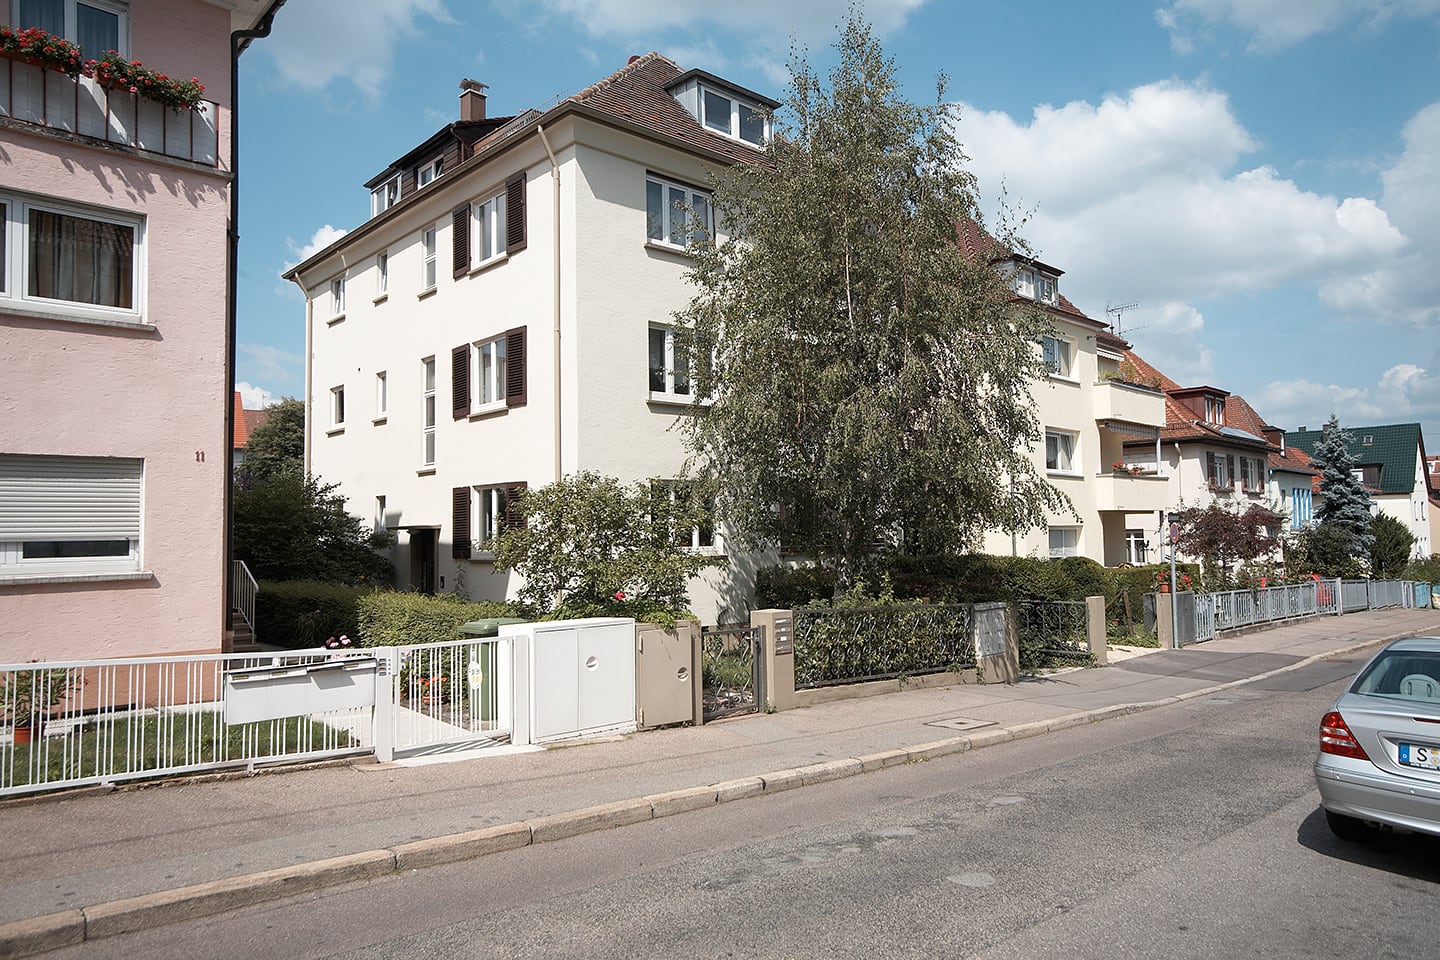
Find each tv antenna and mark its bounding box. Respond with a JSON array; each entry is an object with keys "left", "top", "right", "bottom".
[{"left": 1106, "top": 301, "right": 1141, "bottom": 337}]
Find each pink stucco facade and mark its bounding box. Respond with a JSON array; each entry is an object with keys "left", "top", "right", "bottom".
[{"left": 0, "top": 0, "right": 238, "bottom": 660}]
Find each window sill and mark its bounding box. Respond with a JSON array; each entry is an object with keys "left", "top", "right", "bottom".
[
  {"left": 326, "top": 426, "right": 345, "bottom": 436},
  {"left": 416, "top": 466, "right": 436, "bottom": 476},
  {"left": 0, "top": 302, "right": 153, "bottom": 332},
  {"left": 467, "top": 550, "right": 498, "bottom": 564},
  {"left": 0, "top": 570, "right": 154, "bottom": 587},
  {"left": 679, "top": 546, "right": 725, "bottom": 558},
  {"left": 1047, "top": 469, "right": 1082, "bottom": 479},
  {"left": 647, "top": 392, "right": 705, "bottom": 407},
  {"left": 418, "top": 286, "right": 438, "bottom": 301},
  {"left": 467, "top": 400, "right": 508, "bottom": 421},
  {"left": 467, "top": 253, "right": 509, "bottom": 277},
  {"left": 373, "top": 293, "right": 389, "bottom": 305},
  {"left": 1046, "top": 374, "right": 1080, "bottom": 385},
  {"left": 644, "top": 240, "right": 696, "bottom": 258},
  {"left": 326, "top": 313, "right": 346, "bottom": 326},
  {"left": 372, "top": 416, "right": 388, "bottom": 426}
]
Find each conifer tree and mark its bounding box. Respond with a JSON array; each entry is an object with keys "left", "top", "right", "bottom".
[{"left": 1312, "top": 414, "right": 1374, "bottom": 556}]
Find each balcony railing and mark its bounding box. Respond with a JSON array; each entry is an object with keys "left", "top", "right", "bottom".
[
  {"left": 0, "top": 58, "right": 219, "bottom": 167},
  {"left": 1094, "top": 378, "right": 1165, "bottom": 428},
  {"left": 1094, "top": 471, "right": 1169, "bottom": 512}
]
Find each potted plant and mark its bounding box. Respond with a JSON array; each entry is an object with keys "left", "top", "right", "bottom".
[
  {"left": 0, "top": 25, "right": 84, "bottom": 77},
  {"left": 87, "top": 50, "right": 205, "bottom": 112},
  {"left": 3, "top": 661, "right": 79, "bottom": 744}
]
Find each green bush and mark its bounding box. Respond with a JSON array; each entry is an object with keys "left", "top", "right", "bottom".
[
  {"left": 254, "top": 581, "right": 377, "bottom": 649},
  {"left": 356, "top": 591, "right": 520, "bottom": 647},
  {"left": 1404, "top": 555, "right": 1440, "bottom": 584},
  {"left": 755, "top": 564, "right": 839, "bottom": 608}
]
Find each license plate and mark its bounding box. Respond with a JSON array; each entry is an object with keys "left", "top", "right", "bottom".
[{"left": 1398, "top": 742, "right": 1440, "bottom": 769}]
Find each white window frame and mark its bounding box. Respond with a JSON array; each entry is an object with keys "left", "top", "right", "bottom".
[
  {"left": 422, "top": 358, "right": 436, "bottom": 466},
  {"left": 1037, "top": 274, "right": 1058, "bottom": 304},
  {"left": 371, "top": 175, "right": 400, "bottom": 217},
  {"left": 475, "top": 486, "right": 507, "bottom": 553},
  {"left": 1040, "top": 334, "right": 1075, "bottom": 380},
  {"left": 472, "top": 191, "right": 508, "bottom": 268},
  {"left": 653, "top": 480, "right": 718, "bottom": 553},
  {"left": 417, "top": 158, "right": 443, "bottom": 189},
  {"left": 329, "top": 276, "right": 345, "bottom": 319},
  {"left": 1045, "top": 429, "right": 1078, "bottom": 475},
  {"left": 1124, "top": 528, "right": 1148, "bottom": 565},
  {"left": 1014, "top": 267, "right": 1036, "bottom": 299},
  {"left": 0, "top": 454, "right": 142, "bottom": 579},
  {"left": 421, "top": 226, "right": 437, "bottom": 291},
  {"left": 1048, "top": 526, "right": 1080, "bottom": 559},
  {"left": 0, "top": 191, "right": 145, "bottom": 324},
  {"left": 1205, "top": 396, "right": 1223, "bottom": 424},
  {"left": 329, "top": 385, "right": 345, "bottom": 430},
  {"left": 375, "top": 251, "right": 388, "bottom": 297},
  {"left": 17, "top": 0, "right": 128, "bottom": 56},
  {"left": 648, "top": 324, "right": 693, "bottom": 401},
  {"left": 374, "top": 371, "right": 387, "bottom": 420},
  {"left": 698, "top": 84, "right": 770, "bottom": 146},
  {"left": 472, "top": 334, "right": 507, "bottom": 410},
  {"left": 646, "top": 175, "right": 712, "bottom": 250}
]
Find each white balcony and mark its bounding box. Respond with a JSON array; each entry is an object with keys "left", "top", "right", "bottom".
[
  {"left": 1094, "top": 378, "right": 1165, "bottom": 428},
  {"left": 0, "top": 59, "right": 219, "bottom": 167},
  {"left": 1094, "top": 472, "right": 1170, "bottom": 513}
]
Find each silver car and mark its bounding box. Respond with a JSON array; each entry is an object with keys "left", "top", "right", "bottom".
[{"left": 1315, "top": 636, "right": 1440, "bottom": 841}]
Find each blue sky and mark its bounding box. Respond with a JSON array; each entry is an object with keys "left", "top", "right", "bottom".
[{"left": 236, "top": 0, "right": 1440, "bottom": 446}]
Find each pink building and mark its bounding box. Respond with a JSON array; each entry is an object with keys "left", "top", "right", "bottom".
[{"left": 0, "top": 0, "right": 279, "bottom": 660}]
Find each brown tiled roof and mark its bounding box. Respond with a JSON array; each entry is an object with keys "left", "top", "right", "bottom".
[
  {"left": 953, "top": 216, "right": 1098, "bottom": 326},
  {"left": 244, "top": 406, "right": 270, "bottom": 439},
  {"left": 1121, "top": 350, "right": 1277, "bottom": 452},
  {"left": 232, "top": 392, "right": 248, "bottom": 448},
  {"left": 1270, "top": 443, "right": 1316, "bottom": 476}
]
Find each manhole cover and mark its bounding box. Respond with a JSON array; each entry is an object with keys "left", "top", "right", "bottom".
[{"left": 926, "top": 717, "right": 998, "bottom": 732}]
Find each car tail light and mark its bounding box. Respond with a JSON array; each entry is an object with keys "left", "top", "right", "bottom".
[{"left": 1320, "top": 711, "right": 1370, "bottom": 760}]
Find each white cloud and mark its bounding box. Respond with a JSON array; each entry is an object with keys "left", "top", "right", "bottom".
[
  {"left": 238, "top": 343, "right": 304, "bottom": 387},
  {"left": 1256, "top": 362, "right": 1440, "bottom": 434},
  {"left": 283, "top": 224, "right": 350, "bottom": 273},
  {"left": 531, "top": 0, "right": 926, "bottom": 39},
  {"left": 952, "top": 81, "right": 1406, "bottom": 315},
  {"left": 1320, "top": 102, "right": 1440, "bottom": 328},
  {"left": 261, "top": 0, "right": 451, "bottom": 96},
  {"left": 235, "top": 381, "right": 277, "bottom": 409},
  {"left": 1155, "top": 0, "right": 1440, "bottom": 51},
  {"left": 1124, "top": 301, "right": 1216, "bottom": 387}
]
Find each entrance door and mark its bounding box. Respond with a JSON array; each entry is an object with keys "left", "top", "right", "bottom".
[{"left": 410, "top": 529, "right": 437, "bottom": 594}]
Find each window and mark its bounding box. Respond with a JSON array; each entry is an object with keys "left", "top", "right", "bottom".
[
  {"left": 452, "top": 482, "right": 527, "bottom": 558},
  {"left": 452, "top": 175, "right": 526, "bottom": 276},
  {"left": 374, "top": 371, "right": 387, "bottom": 418},
  {"left": 329, "top": 276, "right": 345, "bottom": 318},
  {"left": 17, "top": 0, "right": 125, "bottom": 55},
  {"left": 1040, "top": 334, "right": 1073, "bottom": 379},
  {"left": 421, "top": 226, "right": 437, "bottom": 290},
  {"left": 422, "top": 358, "right": 436, "bottom": 465},
  {"left": 474, "top": 192, "right": 506, "bottom": 265},
  {"left": 1239, "top": 456, "right": 1264, "bottom": 493},
  {"left": 417, "top": 158, "right": 443, "bottom": 188},
  {"left": 1045, "top": 429, "right": 1077, "bottom": 473},
  {"left": 1206, "top": 451, "right": 1233, "bottom": 489},
  {"left": 1, "top": 196, "right": 141, "bottom": 316},
  {"left": 698, "top": 85, "right": 769, "bottom": 146},
  {"left": 0, "top": 454, "right": 142, "bottom": 577},
  {"left": 653, "top": 480, "right": 716, "bottom": 551},
  {"left": 646, "top": 175, "right": 711, "bottom": 249},
  {"left": 375, "top": 496, "right": 386, "bottom": 535},
  {"left": 451, "top": 327, "right": 526, "bottom": 418},
  {"left": 1037, "top": 275, "right": 1057, "bottom": 304},
  {"left": 1014, "top": 267, "right": 1035, "bottom": 299},
  {"left": 329, "top": 385, "right": 345, "bottom": 428},
  {"left": 1048, "top": 526, "right": 1079, "bottom": 559},
  {"left": 1205, "top": 396, "right": 1224, "bottom": 424},
  {"left": 648, "top": 325, "right": 691, "bottom": 399},
  {"left": 376, "top": 252, "right": 388, "bottom": 295},
  {"left": 1290, "top": 487, "right": 1312, "bottom": 529},
  {"left": 371, "top": 176, "right": 400, "bottom": 217},
  {"left": 1125, "top": 529, "right": 1149, "bottom": 564}
]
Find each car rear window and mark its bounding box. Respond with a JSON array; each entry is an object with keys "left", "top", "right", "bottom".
[{"left": 1352, "top": 651, "right": 1440, "bottom": 703}]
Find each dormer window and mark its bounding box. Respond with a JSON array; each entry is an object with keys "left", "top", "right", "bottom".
[
  {"left": 417, "top": 158, "right": 444, "bottom": 189},
  {"left": 371, "top": 176, "right": 400, "bottom": 217},
  {"left": 1205, "top": 396, "right": 1223, "bottom": 424},
  {"left": 1037, "top": 275, "right": 1057, "bottom": 304},
  {"left": 700, "top": 85, "right": 769, "bottom": 147},
  {"left": 1014, "top": 268, "right": 1036, "bottom": 299}
]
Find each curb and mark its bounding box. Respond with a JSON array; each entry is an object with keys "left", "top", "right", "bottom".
[{"left": 0, "top": 634, "right": 1400, "bottom": 959}]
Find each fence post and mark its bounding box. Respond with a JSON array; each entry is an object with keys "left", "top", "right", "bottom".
[
  {"left": 373, "top": 646, "right": 398, "bottom": 763},
  {"left": 1085, "top": 596, "right": 1108, "bottom": 665},
  {"left": 1156, "top": 592, "right": 1176, "bottom": 649},
  {"left": 750, "top": 609, "right": 795, "bottom": 712},
  {"left": 974, "top": 602, "right": 1019, "bottom": 683}
]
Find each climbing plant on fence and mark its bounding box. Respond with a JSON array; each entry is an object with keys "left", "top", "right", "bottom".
[{"left": 791, "top": 603, "right": 975, "bottom": 688}]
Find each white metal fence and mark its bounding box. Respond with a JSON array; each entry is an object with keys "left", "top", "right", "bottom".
[
  {"left": 0, "top": 638, "right": 513, "bottom": 798},
  {"left": 1186, "top": 579, "right": 1426, "bottom": 645}
]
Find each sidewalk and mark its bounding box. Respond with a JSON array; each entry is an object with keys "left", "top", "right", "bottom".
[{"left": 2, "top": 606, "right": 1436, "bottom": 956}]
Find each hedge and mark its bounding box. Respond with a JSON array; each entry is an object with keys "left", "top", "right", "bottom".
[
  {"left": 356, "top": 592, "right": 521, "bottom": 647},
  {"left": 254, "top": 581, "right": 377, "bottom": 649}
]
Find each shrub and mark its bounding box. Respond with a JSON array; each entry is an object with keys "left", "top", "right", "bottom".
[
  {"left": 755, "top": 564, "right": 839, "bottom": 608},
  {"left": 1404, "top": 555, "right": 1440, "bottom": 584},
  {"left": 356, "top": 591, "right": 520, "bottom": 647},
  {"left": 255, "top": 581, "right": 376, "bottom": 649}
]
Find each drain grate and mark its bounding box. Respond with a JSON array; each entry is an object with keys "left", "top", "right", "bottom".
[{"left": 926, "top": 716, "right": 998, "bottom": 732}]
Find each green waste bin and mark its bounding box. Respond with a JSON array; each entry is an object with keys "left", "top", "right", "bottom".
[{"left": 459, "top": 618, "right": 527, "bottom": 722}]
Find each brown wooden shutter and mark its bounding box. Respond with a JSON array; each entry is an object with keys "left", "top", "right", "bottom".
[
  {"left": 452, "top": 487, "right": 472, "bottom": 559},
  {"left": 503, "top": 482, "right": 528, "bottom": 531},
  {"left": 452, "top": 205, "right": 470, "bottom": 279},
  {"left": 504, "top": 326, "right": 527, "bottom": 408},
  {"left": 1226, "top": 455, "right": 1235, "bottom": 487},
  {"left": 505, "top": 173, "right": 527, "bottom": 254},
  {"left": 1206, "top": 452, "right": 1216, "bottom": 484},
  {"left": 451, "top": 344, "right": 471, "bottom": 419}
]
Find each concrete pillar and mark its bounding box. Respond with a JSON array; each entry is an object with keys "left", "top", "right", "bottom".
[
  {"left": 1156, "top": 592, "right": 1176, "bottom": 649},
  {"left": 1085, "top": 595, "right": 1108, "bottom": 665},
  {"left": 750, "top": 609, "right": 795, "bottom": 712}
]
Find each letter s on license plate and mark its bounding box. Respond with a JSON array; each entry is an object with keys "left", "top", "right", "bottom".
[{"left": 1398, "top": 742, "right": 1440, "bottom": 769}]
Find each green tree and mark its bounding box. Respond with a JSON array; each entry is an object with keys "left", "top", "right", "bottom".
[
  {"left": 1369, "top": 512, "right": 1415, "bottom": 578},
  {"left": 233, "top": 470, "right": 393, "bottom": 585},
  {"left": 238, "top": 397, "right": 304, "bottom": 485},
  {"left": 1287, "top": 524, "right": 1366, "bottom": 580},
  {"left": 1312, "top": 415, "right": 1374, "bottom": 557},
  {"left": 493, "top": 472, "right": 720, "bottom": 623},
  {"left": 676, "top": 11, "right": 1066, "bottom": 589},
  {"left": 1172, "top": 501, "right": 1284, "bottom": 584}
]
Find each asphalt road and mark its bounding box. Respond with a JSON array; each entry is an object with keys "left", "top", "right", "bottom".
[{"left": 47, "top": 656, "right": 1440, "bottom": 960}]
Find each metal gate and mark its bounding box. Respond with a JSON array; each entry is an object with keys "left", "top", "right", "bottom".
[
  {"left": 379, "top": 637, "right": 513, "bottom": 758},
  {"left": 701, "top": 625, "right": 765, "bottom": 721},
  {"left": 1178, "top": 591, "right": 1209, "bottom": 646}
]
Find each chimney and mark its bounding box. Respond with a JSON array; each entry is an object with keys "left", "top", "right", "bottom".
[{"left": 459, "top": 78, "right": 488, "bottom": 122}]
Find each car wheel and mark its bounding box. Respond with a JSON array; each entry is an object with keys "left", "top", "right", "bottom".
[{"left": 1325, "top": 809, "right": 1371, "bottom": 842}]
